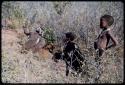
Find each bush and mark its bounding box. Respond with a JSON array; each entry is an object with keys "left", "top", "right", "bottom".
[{"left": 43, "top": 27, "right": 56, "bottom": 44}]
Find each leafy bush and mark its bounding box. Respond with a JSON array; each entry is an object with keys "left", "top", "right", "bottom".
[{"left": 43, "top": 27, "right": 56, "bottom": 44}]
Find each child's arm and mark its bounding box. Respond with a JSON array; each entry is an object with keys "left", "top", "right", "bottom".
[{"left": 106, "top": 31, "right": 118, "bottom": 50}]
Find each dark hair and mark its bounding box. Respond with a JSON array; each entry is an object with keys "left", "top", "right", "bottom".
[
  {"left": 65, "top": 32, "right": 76, "bottom": 41},
  {"left": 101, "top": 14, "right": 114, "bottom": 26}
]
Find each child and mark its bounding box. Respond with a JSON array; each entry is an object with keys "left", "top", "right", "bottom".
[
  {"left": 94, "top": 14, "right": 118, "bottom": 82},
  {"left": 53, "top": 32, "right": 84, "bottom": 76},
  {"left": 63, "top": 32, "right": 84, "bottom": 76},
  {"left": 94, "top": 14, "right": 118, "bottom": 61}
]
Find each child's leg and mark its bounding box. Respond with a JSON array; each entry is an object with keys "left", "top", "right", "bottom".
[
  {"left": 98, "top": 49, "right": 104, "bottom": 64},
  {"left": 95, "top": 49, "right": 104, "bottom": 63},
  {"left": 66, "top": 63, "right": 69, "bottom": 76},
  {"left": 95, "top": 49, "right": 104, "bottom": 83}
]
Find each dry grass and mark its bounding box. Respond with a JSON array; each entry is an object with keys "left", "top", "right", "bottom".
[{"left": 1, "top": 1, "right": 124, "bottom": 83}]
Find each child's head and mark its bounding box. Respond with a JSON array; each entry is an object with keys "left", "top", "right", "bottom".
[
  {"left": 64, "top": 32, "right": 76, "bottom": 42},
  {"left": 100, "top": 14, "right": 114, "bottom": 29}
]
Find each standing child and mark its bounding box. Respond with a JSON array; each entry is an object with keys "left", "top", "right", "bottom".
[
  {"left": 63, "top": 32, "right": 84, "bottom": 76},
  {"left": 94, "top": 14, "right": 118, "bottom": 82}
]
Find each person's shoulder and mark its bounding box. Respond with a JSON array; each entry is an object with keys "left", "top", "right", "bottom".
[
  {"left": 67, "top": 41, "right": 76, "bottom": 46},
  {"left": 107, "top": 30, "right": 115, "bottom": 37},
  {"left": 75, "top": 44, "right": 79, "bottom": 49},
  {"left": 70, "top": 41, "right": 76, "bottom": 44},
  {"left": 107, "top": 30, "right": 112, "bottom": 34},
  {"left": 72, "top": 42, "right": 79, "bottom": 49}
]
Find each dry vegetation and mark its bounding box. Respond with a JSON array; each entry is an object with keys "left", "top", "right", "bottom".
[{"left": 1, "top": 1, "right": 124, "bottom": 83}]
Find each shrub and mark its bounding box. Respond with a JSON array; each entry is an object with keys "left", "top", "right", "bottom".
[{"left": 43, "top": 27, "right": 56, "bottom": 44}]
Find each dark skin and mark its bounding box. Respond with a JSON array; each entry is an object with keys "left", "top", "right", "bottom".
[
  {"left": 95, "top": 18, "right": 118, "bottom": 57},
  {"left": 94, "top": 18, "right": 119, "bottom": 82}
]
